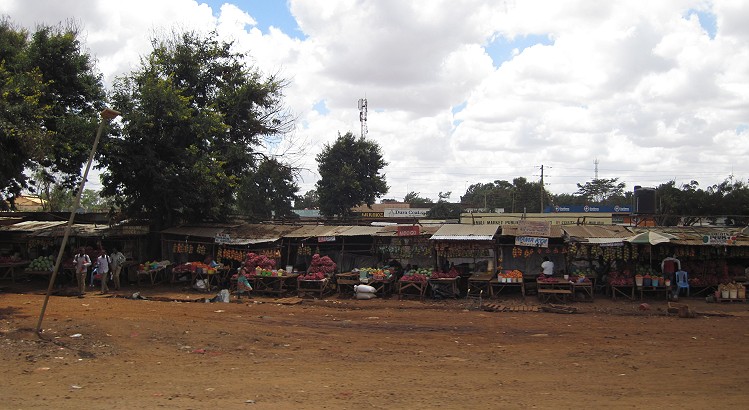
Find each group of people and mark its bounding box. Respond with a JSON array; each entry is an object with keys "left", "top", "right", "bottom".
[{"left": 73, "top": 247, "right": 126, "bottom": 298}]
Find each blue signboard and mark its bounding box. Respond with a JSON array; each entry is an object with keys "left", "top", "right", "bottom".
[{"left": 544, "top": 205, "right": 631, "bottom": 213}]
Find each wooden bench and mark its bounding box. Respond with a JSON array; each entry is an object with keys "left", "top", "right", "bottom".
[{"left": 537, "top": 288, "right": 572, "bottom": 303}]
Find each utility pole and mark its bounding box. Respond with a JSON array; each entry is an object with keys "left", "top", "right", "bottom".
[{"left": 540, "top": 164, "right": 544, "bottom": 213}]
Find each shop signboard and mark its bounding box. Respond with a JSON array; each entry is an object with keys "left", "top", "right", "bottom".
[
  {"left": 545, "top": 205, "right": 632, "bottom": 213},
  {"left": 517, "top": 220, "right": 551, "bottom": 237},
  {"left": 515, "top": 236, "right": 549, "bottom": 248},
  {"left": 214, "top": 233, "right": 230, "bottom": 244},
  {"left": 397, "top": 225, "right": 421, "bottom": 236},
  {"left": 385, "top": 208, "right": 430, "bottom": 218},
  {"left": 318, "top": 236, "right": 336, "bottom": 242},
  {"left": 360, "top": 212, "right": 384, "bottom": 218},
  {"left": 702, "top": 233, "right": 737, "bottom": 245}
]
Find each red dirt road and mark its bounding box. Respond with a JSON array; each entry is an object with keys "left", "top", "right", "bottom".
[{"left": 1, "top": 285, "right": 749, "bottom": 409}]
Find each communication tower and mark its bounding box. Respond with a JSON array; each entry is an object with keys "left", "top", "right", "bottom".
[{"left": 358, "top": 98, "right": 368, "bottom": 138}]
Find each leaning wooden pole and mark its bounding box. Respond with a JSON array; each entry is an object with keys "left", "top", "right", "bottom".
[{"left": 36, "top": 108, "right": 120, "bottom": 336}]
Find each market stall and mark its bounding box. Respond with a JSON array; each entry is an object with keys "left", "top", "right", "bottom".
[
  {"left": 430, "top": 224, "right": 500, "bottom": 297},
  {"left": 498, "top": 223, "right": 566, "bottom": 297},
  {"left": 297, "top": 254, "right": 336, "bottom": 298},
  {"left": 561, "top": 225, "right": 636, "bottom": 295},
  {"left": 372, "top": 224, "right": 441, "bottom": 279}
]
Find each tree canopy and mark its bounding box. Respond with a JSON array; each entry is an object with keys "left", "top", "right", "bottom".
[
  {"left": 404, "top": 191, "right": 433, "bottom": 207},
  {"left": 100, "top": 30, "right": 292, "bottom": 227},
  {"left": 316, "top": 132, "right": 388, "bottom": 218},
  {"left": 0, "top": 19, "right": 105, "bottom": 209},
  {"left": 575, "top": 178, "right": 626, "bottom": 204},
  {"left": 236, "top": 158, "right": 298, "bottom": 221}
]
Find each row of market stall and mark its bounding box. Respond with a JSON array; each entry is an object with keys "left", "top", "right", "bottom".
[{"left": 2, "top": 218, "right": 749, "bottom": 300}]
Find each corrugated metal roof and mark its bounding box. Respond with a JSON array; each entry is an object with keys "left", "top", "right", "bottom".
[
  {"left": 630, "top": 226, "right": 749, "bottom": 246},
  {"left": 221, "top": 223, "right": 301, "bottom": 245},
  {"left": 500, "top": 225, "right": 565, "bottom": 238},
  {"left": 33, "top": 223, "right": 108, "bottom": 238},
  {"left": 562, "top": 225, "right": 633, "bottom": 242},
  {"left": 161, "top": 224, "right": 237, "bottom": 238},
  {"left": 372, "top": 224, "right": 442, "bottom": 237},
  {"left": 338, "top": 226, "right": 384, "bottom": 236},
  {"left": 430, "top": 224, "right": 499, "bottom": 240},
  {"left": 284, "top": 225, "right": 351, "bottom": 238},
  {"left": 0, "top": 220, "right": 66, "bottom": 232}
]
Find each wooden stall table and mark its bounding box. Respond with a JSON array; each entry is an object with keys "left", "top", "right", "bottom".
[
  {"left": 138, "top": 265, "right": 168, "bottom": 285},
  {"left": 397, "top": 279, "right": 426, "bottom": 300},
  {"left": 536, "top": 278, "right": 573, "bottom": 303},
  {"left": 0, "top": 261, "right": 30, "bottom": 283},
  {"left": 297, "top": 278, "right": 330, "bottom": 298},
  {"left": 336, "top": 272, "right": 360, "bottom": 297},
  {"left": 609, "top": 284, "right": 635, "bottom": 300},
  {"left": 489, "top": 278, "right": 526, "bottom": 298},
  {"left": 253, "top": 274, "right": 300, "bottom": 297},
  {"left": 571, "top": 280, "right": 594, "bottom": 302},
  {"left": 467, "top": 273, "right": 494, "bottom": 298},
  {"left": 363, "top": 276, "right": 395, "bottom": 298},
  {"left": 637, "top": 283, "right": 669, "bottom": 300},
  {"left": 428, "top": 277, "right": 460, "bottom": 299}
]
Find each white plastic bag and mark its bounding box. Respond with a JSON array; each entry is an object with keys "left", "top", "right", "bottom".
[
  {"left": 356, "top": 292, "right": 377, "bottom": 300},
  {"left": 218, "top": 289, "right": 230, "bottom": 303},
  {"left": 195, "top": 279, "right": 207, "bottom": 290},
  {"left": 354, "top": 284, "right": 376, "bottom": 294}
]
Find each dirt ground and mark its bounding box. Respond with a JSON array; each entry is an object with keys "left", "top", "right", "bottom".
[{"left": 1, "top": 280, "right": 749, "bottom": 410}]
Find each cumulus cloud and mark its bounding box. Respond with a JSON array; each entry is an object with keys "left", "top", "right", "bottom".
[{"left": 2, "top": 0, "right": 748, "bottom": 201}]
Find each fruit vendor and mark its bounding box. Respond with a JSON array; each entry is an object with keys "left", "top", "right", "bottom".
[
  {"left": 661, "top": 255, "right": 681, "bottom": 282},
  {"left": 541, "top": 256, "right": 554, "bottom": 277}
]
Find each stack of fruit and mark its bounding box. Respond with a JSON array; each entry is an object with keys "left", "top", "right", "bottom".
[
  {"left": 25, "top": 255, "right": 53, "bottom": 272},
  {"left": 299, "top": 254, "right": 336, "bottom": 280}
]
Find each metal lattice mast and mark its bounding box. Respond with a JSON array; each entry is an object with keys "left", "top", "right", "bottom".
[{"left": 358, "top": 98, "right": 368, "bottom": 138}]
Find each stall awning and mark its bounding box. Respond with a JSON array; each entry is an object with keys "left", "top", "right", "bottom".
[
  {"left": 161, "top": 225, "right": 237, "bottom": 238},
  {"left": 283, "top": 225, "right": 355, "bottom": 238},
  {"left": 372, "top": 224, "right": 442, "bottom": 237},
  {"left": 221, "top": 223, "right": 301, "bottom": 245},
  {"left": 0, "top": 220, "right": 66, "bottom": 233},
  {"left": 430, "top": 224, "right": 499, "bottom": 241},
  {"left": 562, "top": 225, "right": 633, "bottom": 243}
]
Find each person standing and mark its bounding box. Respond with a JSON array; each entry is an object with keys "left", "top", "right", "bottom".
[
  {"left": 541, "top": 256, "right": 554, "bottom": 277},
  {"left": 661, "top": 255, "right": 681, "bottom": 284},
  {"left": 110, "top": 248, "right": 125, "bottom": 291},
  {"left": 73, "top": 248, "right": 91, "bottom": 298},
  {"left": 97, "top": 250, "right": 112, "bottom": 294}
]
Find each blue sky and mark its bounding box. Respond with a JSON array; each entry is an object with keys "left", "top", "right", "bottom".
[{"left": 203, "top": 0, "right": 305, "bottom": 38}]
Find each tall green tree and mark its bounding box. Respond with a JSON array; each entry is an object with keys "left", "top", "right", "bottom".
[
  {"left": 295, "top": 189, "right": 319, "bottom": 209},
  {"left": 0, "top": 19, "right": 104, "bottom": 209},
  {"left": 316, "top": 132, "right": 388, "bottom": 218},
  {"left": 426, "top": 191, "right": 462, "bottom": 219},
  {"left": 575, "top": 178, "right": 626, "bottom": 204},
  {"left": 404, "top": 191, "right": 433, "bottom": 207},
  {"left": 101, "top": 30, "right": 292, "bottom": 227},
  {"left": 236, "top": 158, "right": 298, "bottom": 220}
]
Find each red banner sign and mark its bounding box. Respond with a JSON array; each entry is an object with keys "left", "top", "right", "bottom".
[{"left": 397, "top": 225, "right": 421, "bottom": 236}]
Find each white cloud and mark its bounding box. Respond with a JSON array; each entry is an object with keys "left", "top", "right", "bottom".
[{"left": 2, "top": 0, "right": 749, "bottom": 202}]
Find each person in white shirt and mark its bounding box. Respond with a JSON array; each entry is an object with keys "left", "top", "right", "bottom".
[
  {"left": 73, "top": 248, "right": 91, "bottom": 298},
  {"left": 97, "top": 250, "right": 112, "bottom": 294},
  {"left": 541, "top": 256, "right": 554, "bottom": 277},
  {"left": 110, "top": 248, "right": 126, "bottom": 291}
]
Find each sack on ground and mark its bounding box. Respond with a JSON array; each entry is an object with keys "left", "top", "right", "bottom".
[
  {"left": 194, "top": 279, "right": 207, "bottom": 290},
  {"left": 356, "top": 292, "right": 377, "bottom": 300},
  {"left": 218, "top": 289, "right": 230, "bottom": 303},
  {"left": 354, "top": 284, "right": 376, "bottom": 294}
]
